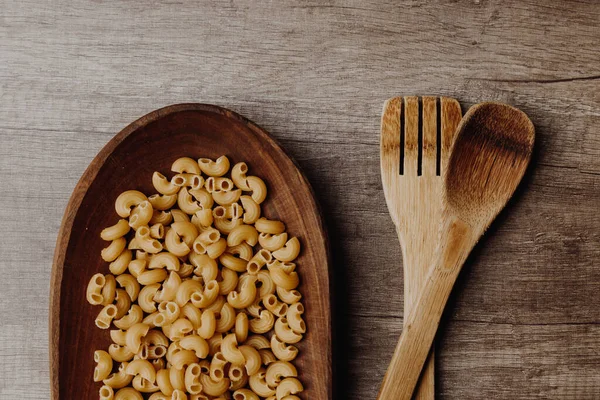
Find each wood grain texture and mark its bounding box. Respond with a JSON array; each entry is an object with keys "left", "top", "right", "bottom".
[
  {"left": 0, "top": 0, "right": 599, "bottom": 399},
  {"left": 49, "top": 104, "right": 331, "bottom": 399}
]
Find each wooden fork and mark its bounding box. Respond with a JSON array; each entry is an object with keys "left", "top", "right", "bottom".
[{"left": 380, "top": 96, "right": 462, "bottom": 399}]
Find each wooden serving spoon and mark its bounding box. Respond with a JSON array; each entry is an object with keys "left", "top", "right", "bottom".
[
  {"left": 377, "top": 102, "right": 535, "bottom": 400},
  {"left": 49, "top": 104, "right": 332, "bottom": 399}
]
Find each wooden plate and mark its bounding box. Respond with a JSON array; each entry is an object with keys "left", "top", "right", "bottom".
[{"left": 49, "top": 104, "right": 332, "bottom": 399}]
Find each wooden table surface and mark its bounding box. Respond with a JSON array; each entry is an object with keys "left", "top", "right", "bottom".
[{"left": 1, "top": 1, "right": 599, "bottom": 398}]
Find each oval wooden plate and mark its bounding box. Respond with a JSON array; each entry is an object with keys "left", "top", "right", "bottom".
[{"left": 50, "top": 104, "right": 332, "bottom": 399}]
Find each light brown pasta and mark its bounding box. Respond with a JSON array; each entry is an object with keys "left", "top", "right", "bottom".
[{"left": 87, "top": 156, "right": 305, "bottom": 397}]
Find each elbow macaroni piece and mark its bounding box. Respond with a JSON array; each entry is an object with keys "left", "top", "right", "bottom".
[
  {"left": 247, "top": 249, "right": 272, "bottom": 275},
  {"left": 99, "top": 385, "right": 114, "bottom": 400},
  {"left": 129, "top": 258, "right": 147, "bottom": 277},
  {"left": 129, "top": 201, "right": 153, "bottom": 230},
  {"left": 87, "top": 156, "right": 308, "bottom": 397},
  {"left": 244, "top": 335, "right": 270, "bottom": 350},
  {"left": 248, "top": 369, "right": 274, "bottom": 398},
  {"left": 96, "top": 304, "right": 118, "bottom": 329},
  {"left": 148, "top": 193, "right": 177, "bottom": 211},
  {"left": 240, "top": 196, "right": 261, "bottom": 224},
  {"left": 190, "top": 253, "right": 218, "bottom": 282},
  {"left": 227, "top": 225, "right": 258, "bottom": 247},
  {"left": 101, "top": 219, "right": 131, "bottom": 241},
  {"left": 94, "top": 350, "right": 113, "bottom": 382},
  {"left": 177, "top": 187, "right": 202, "bottom": 215},
  {"left": 179, "top": 335, "right": 209, "bottom": 359},
  {"left": 164, "top": 228, "right": 190, "bottom": 257},
  {"left": 206, "top": 238, "right": 227, "bottom": 259},
  {"left": 114, "top": 289, "right": 131, "bottom": 320},
  {"left": 131, "top": 375, "right": 159, "bottom": 393},
  {"left": 231, "top": 162, "right": 250, "bottom": 190},
  {"left": 102, "top": 237, "right": 127, "bottom": 262},
  {"left": 137, "top": 283, "right": 160, "bottom": 313},
  {"left": 209, "top": 351, "right": 227, "bottom": 381},
  {"left": 114, "top": 387, "right": 144, "bottom": 400},
  {"left": 265, "top": 361, "right": 297, "bottom": 388},
  {"left": 220, "top": 333, "right": 245, "bottom": 364},
  {"left": 270, "top": 335, "right": 298, "bottom": 362},
  {"left": 272, "top": 237, "right": 301, "bottom": 262},
  {"left": 219, "top": 252, "right": 247, "bottom": 273},
  {"left": 135, "top": 226, "right": 163, "bottom": 254},
  {"left": 154, "top": 271, "right": 181, "bottom": 302},
  {"left": 108, "top": 344, "right": 135, "bottom": 363},
  {"left": 212, "top": 189, "right": 241, "bottom": 206},
  {"left": 238, "top": 345, "right": 261, "bottom": 376},
  {"left": 172, "top": 157, "right": 201, "bottom": 175},
  {"left": 227, "top": 242, "right": 253, "bottom": 261},
  {"left": 149, "top": 252, "right": 180, "bottom": 271},
  {"left": 170, "top": 349, "right": 199, "bottom": 370},
  {"left": 190, "top": 280, "right": 219, "bottom": 308},
  {"left": 274, "top": 317, "right": 303, "bottom": 344},
  {"left": 254, "top": 218, "right": 285, "bottom": 235},
  {"left": 125, "top": 359, "right": 156, "bottom": 383},
  {"left": 200, "top": 373, "right": 230, "bottom": 397},
  {"left": 149, "top": 223, "right": 165, "bottom": 239},
  {"left": 170, "top": 209, "right": 190, "bottom": 223},
  {"left": 87, "top": 273, "right": 106, "bottom": 305},
  {"left": 234, "top": 312, "right": 249, "bottom": 343},
  {"left": 150, "top": 209, "right": 172, "bottom": 225},
  {"left": 101, "top": 274, "right": 117, "bottom": 305},
  {"left": 184, "top": 363, "right": 203, "bottom": 394},
  {"left": 152, "top": 172, "right": 179, "bottom": 195},
  {"left": 198, "top": 156, "right": 230, "bottom": 177},
  {"left": 189, "top": 188, "right": 214, "bottom": 209},
  {"left": 116, "top": 274, "right": 140, "bottom": 302},
  {"left": 268, "top": 265, "right": 299, "bottom": 291},
  {"left": 111, "top": 329, "right": 128, "bottom": 347},
  {"left": 115, "top": 190, "right": 148, "bottom": 218},
  {"left": 215, "top": 303, "right": 236, "bottom": 333},
  {"left": 245, "top": 176, "right": 267, "bottom": 205},
  {"left": 286, "top": 303, "right": 306, "bottom": 334},
  {"left": 276, "top": 377, "right": 303, "bottom": 399},
  {"left": 258, "top": 232, "right": 287, "bottom": 252},
  {"left": 276, "top": 287, "right": 302, "bottom": 305},
  {"left": 114, "top": 305, "right": 144, "bottom": 330},
  {"left": 110, "top": 249, "right": 133, "bottom": 276},
  {"left": 197, "top": 309, "right": 216, "bottom": 340},
  {"left": 103, "top": 362, "right": 133, "bottom": 388},
  {"left": 156, "top": 369, "right": 174, "bottom": 396},
  {"left": 249, "top": 310, "right": 275, "bottom": 334},
  {"left": 213, "top": 215, "right": 243, "bottom": 235},
  {"left": 192, "top": 208, "right": 213, "bottom": 229},
  {"left": 258, "top": 349, "right": 277, "bottom": 366},
  {"left": 125, "top": 323, "right": 150, "bottom": 353},
  {"left": 263, "top": 294, "right": 289, "bottom": 318}
]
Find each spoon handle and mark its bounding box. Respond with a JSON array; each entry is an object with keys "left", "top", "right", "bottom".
[{"left": 377, "top": 216, "right": 475, "bottom": 400}]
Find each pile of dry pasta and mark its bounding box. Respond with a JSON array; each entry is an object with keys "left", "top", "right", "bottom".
[{"left": 86, "top": 156, "right": 305, "bottom": 400}]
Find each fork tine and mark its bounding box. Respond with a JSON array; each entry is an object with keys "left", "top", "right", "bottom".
[
  {"left": 440, "top": 97, "right": 462, "bottom": 171},
  {"left": 381, "top": 97, "right": 402, "bottom": 177},
  {"left": 422, "top": 96, "right": 438, "bottom": 177},
  {"left": 404, "top": 96, "right": 419, "bottom": 175}
]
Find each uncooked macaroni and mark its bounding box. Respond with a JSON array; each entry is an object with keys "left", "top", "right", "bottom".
[{"left": 86, "top": 156, "right": 305, "bottom": 398}]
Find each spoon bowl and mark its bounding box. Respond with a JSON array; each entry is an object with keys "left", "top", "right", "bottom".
[
  {"left": 49, "top": 104, "right": 332, "bottom": 399},
  {"left": 446, "top": 102, "right": 535, "bottom": 228}
]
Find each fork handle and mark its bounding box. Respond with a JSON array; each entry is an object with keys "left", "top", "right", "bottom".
[{"left": 377, "top": 217, "right": 475, "bottom": 400}]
